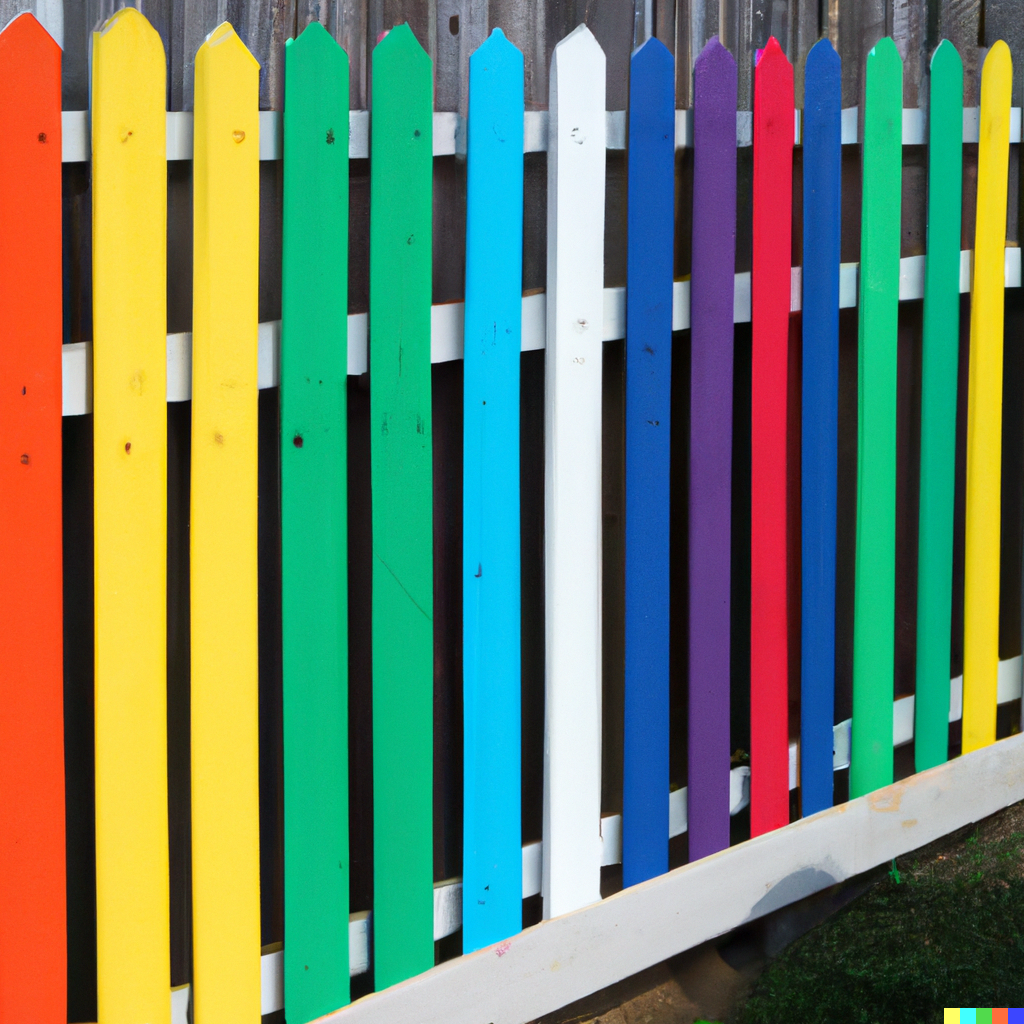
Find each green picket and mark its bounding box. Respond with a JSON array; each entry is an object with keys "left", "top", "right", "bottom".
[
  {"left": 281, "top": 22, "right": 350, "bottom": 1021},
  {"left": 369, "top": 22, "right": 435, "bottom": 988},
  {"left": 850, "top": 36, "right": 902, "bottom": 798},
  {"left": 915, "top": 40, "right": 962, "bottom": 772}
]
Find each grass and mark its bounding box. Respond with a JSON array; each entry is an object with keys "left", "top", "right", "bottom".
[{"left": 734, "top": 803, "right": 1024, "bottom": 1023}]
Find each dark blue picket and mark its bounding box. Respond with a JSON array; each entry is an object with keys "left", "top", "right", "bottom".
[
  {"left": 799, "top": 38, "right": 841, "bottom": 816},
  {"left": 622, "top": 36, "right": 675, "bottom": 887}
]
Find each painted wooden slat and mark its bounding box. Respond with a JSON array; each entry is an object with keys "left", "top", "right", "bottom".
[
  {"left": 190, "top": 23, "right": 262, "bottom": 1022},
  {"left": 462, "top": 27, "right": 524, "bottom": 953},
  {"left": 281, "top": 22, "right": 350, "bottom": 1020},
  {"left": 850, "top": 37, "right": 902, "bottom": 799},
  {"left": 963, "top": 42, "right": 1012, "bottom": 754},
  {"left": 749, "top": 36, "right": 793, "bottom": 838},
  {"left": 688, "top": 36, "right": 737, "bottom": 860},
  {"left": 90, "top": 10, "right": 170, "bottom": 1023},
  {"left": 622, "top": 36, "right": 674, "bottom": 887},
  {"left": 915, "top": 40, "right": 963, "bottom": 773},
  {"left": 799, "top": 37, "right": 841, "bottom": 817},
  {"left": 0, "top": 13, "right": 64, "bottom": 1023},
  {"left": 543, "top": 23, "right": 606, "bottom": 918},
  {"left": 369, "top": 22, "right": 435, "bottom": 987}
]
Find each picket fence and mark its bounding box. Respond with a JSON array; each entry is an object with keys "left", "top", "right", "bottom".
[{"left": 3, "top": 5, "right": 1024, "bottom": 1024}]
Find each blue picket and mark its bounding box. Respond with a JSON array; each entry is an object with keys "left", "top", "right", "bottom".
[
  {"left": 622, "top": 36, "right": 675, "bottom": 887},
  {"left": 462, "top": 27, "right": 524, "bottom": 953},
  {"left": 799, "top": 38, "right": 842, "bottom": 817}
]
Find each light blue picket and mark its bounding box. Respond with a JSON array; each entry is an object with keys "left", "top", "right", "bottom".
[{"left": 462, "top": 27, "right": 524, "bottom": 954}]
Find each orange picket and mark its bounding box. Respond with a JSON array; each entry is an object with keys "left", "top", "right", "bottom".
[{"left": 0, "top": 13, "right": 66, "bottom": 1024}]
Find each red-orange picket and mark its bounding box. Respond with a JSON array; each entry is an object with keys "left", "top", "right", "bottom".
[{"left": 0, "top": 13, "right": 66, "bottom": 1023}]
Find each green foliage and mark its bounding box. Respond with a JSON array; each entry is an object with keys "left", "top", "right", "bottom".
[{"left": 736, "top": 827, "right": 1024, "bottom": 1024}]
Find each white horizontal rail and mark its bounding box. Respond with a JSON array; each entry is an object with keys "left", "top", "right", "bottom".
[
  {"left": 322, "top": 732, "right": 1024, "bottom": 1024},
  {"left": 201, "top": 654, "right": 1024, "bottom": 1019},
  {"left": 59, "top": 105, "right": 1023, "bottom": 162},
  {"left": 61, "top": 248, "right": 1022, "bottom": 416}
]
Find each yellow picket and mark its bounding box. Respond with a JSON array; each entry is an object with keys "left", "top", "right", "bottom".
[
  {"left": 963, "top": 40, "right": 1012, "bottom": 754},
  {"left": 190, "top": 22, "right": 262, "bottom": 1022},
  {"left": 91, "top": 10, "right": 170, "bottom": 1023}
]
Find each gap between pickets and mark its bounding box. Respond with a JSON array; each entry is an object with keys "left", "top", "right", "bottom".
[
  {"left": 57, "top": 105, "right": 1022, "bottom": 162},
  {"left": 59, "top": 247, "right": 1022, "bottom": 416}
]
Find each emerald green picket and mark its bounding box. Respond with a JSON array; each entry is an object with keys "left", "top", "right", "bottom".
[
  {"left": 850, "top": 36, "right": 902, "bottom": 798},
  {"left": 281, "top": 22, "right": 350, "bottom": 1021},
  {"left": 369, "top": 22, "right": 435, "bottom": 989},
  {"left": 915, "top": 40, "right": 962, "bottom": 773}
]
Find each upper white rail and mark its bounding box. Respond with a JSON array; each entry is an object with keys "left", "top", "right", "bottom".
[{"left": 59, "top": 105, "right": 1023, "bottom": 162}]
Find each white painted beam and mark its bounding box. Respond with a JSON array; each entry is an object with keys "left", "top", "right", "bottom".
[
  {"left": 316, "top": 733, "right": 1024, "bottom": 1024},
  {"left": 58, "top": 105, "right": 1024, "bottom": 163},
  {"left": 59, "top": 248, "right": 1024, "bottom": 414}
]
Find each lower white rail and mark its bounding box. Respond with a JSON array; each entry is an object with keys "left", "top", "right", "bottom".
[{"left": 156, "top": 657, "right": 1024, "bottom": 1021}]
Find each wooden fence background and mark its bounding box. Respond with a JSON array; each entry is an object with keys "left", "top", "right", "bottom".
[{"left": 1, "top": 0, "right": 1023, "bottom": 1022}]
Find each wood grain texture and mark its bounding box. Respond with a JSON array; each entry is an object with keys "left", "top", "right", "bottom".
[
  {"left": 915, "top": 40, "right": 962, "bottom": 773},
  {"left": 963, "top": 41, "right": 1012, "bottom": 755},
  {"left": 90, "top": 10, "right": 170, "bottom": 1022},
  {"left": 462, "top": 27, "right": 524, "bottom": 953},
  {"left": 749, "top": 36, "right": 793, "bottom": 838},
  {"left": 850, "top": 36, "right": 902, "bottom": 799},
  {"left": 799, "top": 37, "right": 841, "bottom": 817},
  {"left": 190, "top": 22, "right": 261, "bottom": 1022},
  {"left": 369, "top": 22, "right": 435, "bottom": 987},
  {"left": 543, "top": 23, "right": 606, "bottom": 919},
  {"left": 688, "top": 35, "right": 736, "bottom": 860},
  {"left": 281, "top": 22, "right": 350, "bottom": 1020},
  {"left": 622, "top": 36, "right": 674, "bottom": 888},
  {"left": 0, "top": 13, "right": 64, "bottom": 1024}
]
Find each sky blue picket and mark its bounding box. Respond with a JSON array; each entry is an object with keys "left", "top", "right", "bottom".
[
  {"left": 799, "top": 37, "right": 841, "bottom": 817},
  {"left": 462, "top": 27, "right": 524, "bottom": 953},
  {"left": 622, "top": 36, "right": 675, "bottom": 887}
]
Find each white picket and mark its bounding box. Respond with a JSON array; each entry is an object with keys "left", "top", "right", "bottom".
[{"left": 542, "top": 23, "right": 607, "bottom": 919}]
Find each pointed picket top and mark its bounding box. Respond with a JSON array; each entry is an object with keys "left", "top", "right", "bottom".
[
  {"left": 552, "top": 21, "right": 602, "bottom": 64},
  {"left": 630, "top": 33, "right": 673, "bottom": 87},
  {"left": 805, "top": 35, "right": 840, "bottom": 87},
  {"left": 0, "top": 9, "right": 59, "bottom": 53},
  {"left": 289, "top": 16, "right": 339, "bottom": 58},
  {"left": 473, "top": 24, "right": 519, "bottom": 65},
  {"left": 198, "top": 20, "right": 259, "bottom": 73},
  {"left": 373, "top": 20, "right": 430, "bottom": 72},
  {"left": 931, "top": 36, "right": 962, "bottom": 77},
  {"left": 694, "top": 34, "right": 736, "bottom": 79}
]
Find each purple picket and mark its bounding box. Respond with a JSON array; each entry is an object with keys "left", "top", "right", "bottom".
[{"left": 687, "top": 36, "right": 737, "bottom": 860}]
